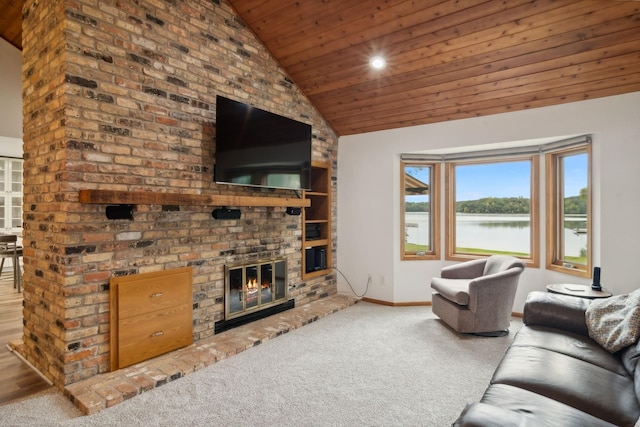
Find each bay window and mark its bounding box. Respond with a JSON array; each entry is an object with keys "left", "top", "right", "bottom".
[{"left": 401, "top": 135, "right": 592, "bottom": 279}]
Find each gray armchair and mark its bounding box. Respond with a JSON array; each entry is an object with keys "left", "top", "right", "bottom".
[{"left": 430, "top": 255, "right": 525, "bottom": 336}]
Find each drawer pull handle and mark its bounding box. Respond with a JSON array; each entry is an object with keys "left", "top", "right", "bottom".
[
  {"left": 150, "top": 292, "right": 164, "bottom": 298},
  {"left": 150, "top": 331, "right": 164, "bottom": 337}
]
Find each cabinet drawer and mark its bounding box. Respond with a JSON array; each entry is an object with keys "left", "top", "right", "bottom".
[
  {"left": 118, "top": 303, "right": 193, "bottom": 368},
  {"left": 116, "top": 268, "right": 192, "bottom": 318}
]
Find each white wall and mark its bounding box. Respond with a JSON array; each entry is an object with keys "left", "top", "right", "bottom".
[
  {"left": 0, "top": 38, "right": 22, "bottom": 156},
  {"left": 337, "top": 92, "right": 640, "bottom": 311},
  {"left": 0, "top": 136, "right": 22, "bottom": 157}
]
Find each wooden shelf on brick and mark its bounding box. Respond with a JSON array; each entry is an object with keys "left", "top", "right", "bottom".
[{"left": 79, "top": 189, "right": 311, "bottom": 208}]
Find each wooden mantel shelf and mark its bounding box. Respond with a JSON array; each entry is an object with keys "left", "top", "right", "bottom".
[{"left": 79, "top": 189, "right": 310, "bottom": 208}]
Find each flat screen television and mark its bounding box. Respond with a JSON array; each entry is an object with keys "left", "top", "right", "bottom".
[{"left": 214, "top": 96, "right": 312, "bottom": 191}]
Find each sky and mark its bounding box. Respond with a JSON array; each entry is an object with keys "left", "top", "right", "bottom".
[
  {"left": 406, "top": 153, "right": 588, "bottom": 202},
  {"left": 456, "top": 161, "right": 531, "bottom": 201},
  {"left": 456, "top": 154, "right": 587, "bottom": 201}
]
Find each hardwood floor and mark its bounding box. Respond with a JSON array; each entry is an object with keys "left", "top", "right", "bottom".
[{"left": 0, "top": 274, "right": 52, "bottom": 405}]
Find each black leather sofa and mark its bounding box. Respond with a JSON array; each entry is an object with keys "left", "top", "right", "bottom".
[{"left": 453, "top": 291, "right": 640, "bottom": 426}]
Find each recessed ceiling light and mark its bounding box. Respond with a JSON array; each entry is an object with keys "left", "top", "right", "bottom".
[{"left": 369, "top": 56, "right": 386, "bottom": 70}]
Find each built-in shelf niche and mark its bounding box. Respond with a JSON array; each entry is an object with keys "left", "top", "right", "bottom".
[{"left": 302, "top": 162, "right": 332, "bottom": 278}]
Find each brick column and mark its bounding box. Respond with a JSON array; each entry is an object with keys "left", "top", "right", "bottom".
[
  {"left": 20, "top": 0, "right": 338, "bottom": 389},
  {"left": 21, "top": 0, "right": 74, "bottom": 386}
]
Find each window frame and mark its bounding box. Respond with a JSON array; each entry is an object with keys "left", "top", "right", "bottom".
[
  {"left": 444, "top": 155, "right": 540, "bottom": 267},
  {"left": 0, "top": 157, "right": 23, "bottom": 233},
  {"left": 545, "top": 145, "right": 592, "bottom": 277},
  {"left": 400, "top": 160, "right": 440, "bottom": 260}
]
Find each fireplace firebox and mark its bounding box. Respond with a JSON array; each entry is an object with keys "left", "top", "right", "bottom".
[
  {"left": 225, "top": 258, "right": 288, "bottom": 320},
  {"left": 215, "top": 258, "right": 294, "bottom": 334}
]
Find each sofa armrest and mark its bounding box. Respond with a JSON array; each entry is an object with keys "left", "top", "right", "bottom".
[
  {"left": 522, "top": 291, "right": 591, "bottom": 336},
  {"left": 453, "top": 402, "right": 537, "bottom": 427}
]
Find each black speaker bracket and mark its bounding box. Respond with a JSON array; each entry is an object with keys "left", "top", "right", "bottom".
[
  {"left": 212, "top": 207, "right": 241, "bottom": 220},
  {"left": 105, "top": 204, "right": 135, "bottom": 220},
  {"left": 286, "top": 207, "right": 301, "bottom": 216}
]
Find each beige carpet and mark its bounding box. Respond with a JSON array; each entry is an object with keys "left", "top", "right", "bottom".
[{"left": 0, "top": 301, "right": 521, "bottom": 426}]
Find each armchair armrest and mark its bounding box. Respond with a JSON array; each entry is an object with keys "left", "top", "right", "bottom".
[
  {"left": 467, "top": 267, "right": 523, "bottom": 313},
  {"left": 441, "top": 258, "right": 487, "bottom": 280},
  {"left": 522, "top": 291, "right": 591, "bottom": 336}
]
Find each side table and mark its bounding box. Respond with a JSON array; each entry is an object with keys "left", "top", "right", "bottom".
[{"left": 546, "top": 283, "right": 612, "bottom": 299}]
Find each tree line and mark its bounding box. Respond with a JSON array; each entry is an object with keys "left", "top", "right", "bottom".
[{"left": 405, "top": 194, "right": 586, "bottom": 214}]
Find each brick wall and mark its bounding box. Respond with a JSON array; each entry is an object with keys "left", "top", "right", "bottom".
[{"left": 21, "top": 0, "right": 338, "bottom": 388}]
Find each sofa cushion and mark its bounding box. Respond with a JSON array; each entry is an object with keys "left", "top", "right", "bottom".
[
  {"left": 430, "top": 277, "right": 470, "bottom": 305},
  {"left": 523, "top": 291, "right": 590, "bottom": 336},
  {"left": 490, "top": 346, "right": 640, "bottom": 426},
  {"left": 621, "top": 339, "right": 640, "bottom": 376},
  {"left": 636, "top": 367, "right": 640, "bottom": 409},
  {"left": 452, "top": 401, "right": 539, "bottom": 427},
  {"left": 620, "top": 340, "right": 640, "bottom": 407},
  {"left": 478, "top": 384, "right": 619, "bottom": 427},
  {"left": 512, "top": 325, "right": 628, "bottom": 376}
]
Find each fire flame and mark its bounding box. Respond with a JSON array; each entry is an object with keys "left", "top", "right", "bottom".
[{"left": 246, "top": 279, "right": 271, "bottom": 290}]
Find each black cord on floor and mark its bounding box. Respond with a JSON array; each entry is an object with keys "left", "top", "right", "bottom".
[{"left": 332, "top": 266, "right": 369, "bottom": 298}]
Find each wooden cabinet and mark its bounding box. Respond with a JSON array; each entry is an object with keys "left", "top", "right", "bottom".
[
  {"left": 110, "top": 267, "right": 193, "bottom": 371},
  {"left": 302, "top": 162, "right": 332, "bottom": 279}
]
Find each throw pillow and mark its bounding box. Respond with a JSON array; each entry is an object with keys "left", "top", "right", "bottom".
[{"left": 585, "top": 288, "right": 640, "bottom": 353}]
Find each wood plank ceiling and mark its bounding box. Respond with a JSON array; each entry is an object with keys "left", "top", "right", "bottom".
[
  {"left": 2, "top": 1, "right": 639, "bottom": 136},
  {"left": 228, "top": 0, "right": 640, "bottom": 135},
  {"left": 0, "top": 0, "right": 21, "bottom": 50}
]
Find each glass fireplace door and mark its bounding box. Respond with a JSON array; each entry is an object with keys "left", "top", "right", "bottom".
[{"left": 225, "top": 259, "right": 288, "bottom": 320}]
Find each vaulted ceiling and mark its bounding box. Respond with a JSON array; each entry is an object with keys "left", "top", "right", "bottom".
[
  {"left": 2, "top": 1, "right": 640, "bottom": 136},
  {"left": 0, "top": 0, "right": 21, "bottom": 51}
]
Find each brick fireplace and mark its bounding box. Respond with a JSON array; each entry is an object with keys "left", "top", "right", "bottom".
[{"left": 20, "top": 0, "right": 337, "bottom": 390}]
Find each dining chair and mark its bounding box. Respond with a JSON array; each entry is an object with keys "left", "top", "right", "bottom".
[{"left": 0, "top": 234, "right": 22, "bottom": 292}]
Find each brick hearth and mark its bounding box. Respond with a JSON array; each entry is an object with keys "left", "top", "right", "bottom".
[{"left": 56, "top": 294, "right": 357, "bottom": 415}]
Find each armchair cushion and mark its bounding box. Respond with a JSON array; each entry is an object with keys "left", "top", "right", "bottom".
[{"left": 430, "top": 278, "right": 471, "bottom": 305}]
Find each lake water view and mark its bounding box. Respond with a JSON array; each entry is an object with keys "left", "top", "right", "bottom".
[{"left": 405, "top": 212, "right": 587, "bottom": 258}]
